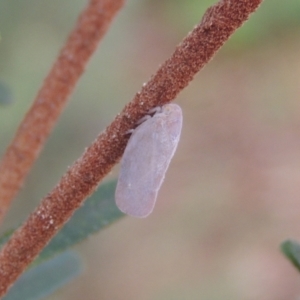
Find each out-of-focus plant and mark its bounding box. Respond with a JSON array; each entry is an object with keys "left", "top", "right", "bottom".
[{"left": 5, "top": 0, "right": 299, "bottom": 298}]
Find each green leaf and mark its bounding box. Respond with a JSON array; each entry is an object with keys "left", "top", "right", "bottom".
[
  {"left": 3, "top": 251, "right": 82, "bottom": 300},
  {"left": 0, "top": 81, "right": 13, "bottom": 106},
  {"left": 0, "top": 180, "right": 123, "bottom": 299},
  {"left": 281, "top": 239, "right": 300, "bottom": 272},
  {"left": 36, "top": 179, "right": 124, "bottom": 264},
  {"left": 0, "top": 229, "right": 14, "bottom": 247},
  {"left": 0, "top": 180, "right": 124, "bottom": 264}
]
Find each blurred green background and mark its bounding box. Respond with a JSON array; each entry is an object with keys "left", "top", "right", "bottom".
[{"left": 1, "top": 0, "right": 300, "bottom": 299}]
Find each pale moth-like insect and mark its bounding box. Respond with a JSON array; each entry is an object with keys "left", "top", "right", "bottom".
[{"left": 115, "top": 103, "right": 183, "bottom": 218}]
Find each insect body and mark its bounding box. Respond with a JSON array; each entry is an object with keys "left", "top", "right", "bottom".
[{"left": 115, "top": 103, "right": 183, "bottom": 218}]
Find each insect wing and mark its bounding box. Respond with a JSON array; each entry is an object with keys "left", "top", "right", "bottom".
[{"left": 115, "top": 104, "right": 182, "bottom": 217}]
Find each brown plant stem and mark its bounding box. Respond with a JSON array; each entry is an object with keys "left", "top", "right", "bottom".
[
  {"left": 0, "top": 0, "right": 262, "bottom": 297},
  {"left": 0, "top": 0, "right": 125, "bottom": 223}
]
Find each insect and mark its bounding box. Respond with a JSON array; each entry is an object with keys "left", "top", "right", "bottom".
[{"left": 115, "top": 103, "right": 183, "bottom": 218}]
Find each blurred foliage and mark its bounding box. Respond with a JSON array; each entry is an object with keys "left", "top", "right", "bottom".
[
  {"left": 281, "top": 240, "right": 300, "bottom": 272},
  {"left": 3, "top": 251, "right": 82, "bottom": 300},
  {"left": 0, "top": 81, "right": 13, "bottom": 106},
  {"left": 144, "top": 0, "right": 300, "bottom": 48},
  {"left": 0, "top": 180, "right": 124, "bottom": 265},
  {"left": 0, "top": 1, "right": 300, "bottom": 299},
  {"left": 0, "top": 180, "right": 123, "bottom": 299},
  {"left": 36, "top": 180, "right": 124, "bottom": 264}
]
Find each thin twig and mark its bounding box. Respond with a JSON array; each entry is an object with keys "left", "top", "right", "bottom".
[
  {"left": 0, "top": 0, "right": 262, "bottom": 296},
  {"left": 0, "top": 0, "right": 125, "bottom": 222}
]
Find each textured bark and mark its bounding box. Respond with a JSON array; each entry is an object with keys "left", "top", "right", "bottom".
[
  {"left": 0, "top": 0, "right": 262, "bottom": 297},
  {"left": 0, "top": 0, "right": 125, "bottom": 222}
]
